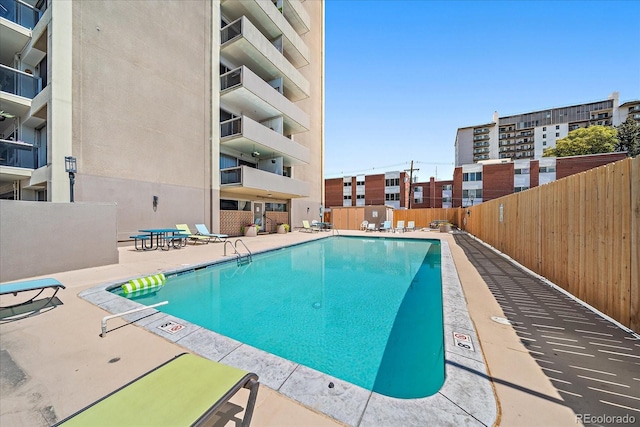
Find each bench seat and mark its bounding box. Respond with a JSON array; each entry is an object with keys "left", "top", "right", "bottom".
[{"left": 130, "top": 234, "right": 151, "bottom": 250}]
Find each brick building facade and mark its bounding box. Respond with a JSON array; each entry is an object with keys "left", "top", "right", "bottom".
[{"left": 325, "top": 152, "right": 627, "bottom": 209}]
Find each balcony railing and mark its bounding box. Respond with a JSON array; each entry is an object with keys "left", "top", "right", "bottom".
[
  {"left": 221, "top": 166, "right": 242, "bottom": 185},
  {"left": 0, "top": 0, "right": 43, "bottom": 30},
  {"left": 0, "top": 64, "right": 41, "bottom": 98},
  {"left": 221, "top": 18, "right": 242, "bottom": 45},
  {"left": 220, "top": 117, "right": 242, "bottom": 138},
  {"left": 220, "top": 68, "right": 242, "bottom": 91},
  {"left": 0, "top": 139, "right": 38, "bottom": 168}
]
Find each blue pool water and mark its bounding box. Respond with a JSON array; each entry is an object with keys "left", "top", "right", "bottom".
[{"left": 115, "top": 236, "right": 444, "bottom": 398}]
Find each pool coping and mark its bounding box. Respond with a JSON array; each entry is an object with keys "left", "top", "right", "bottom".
[{"left": 79, "top": 236, "right": 497, "bottom": 426}]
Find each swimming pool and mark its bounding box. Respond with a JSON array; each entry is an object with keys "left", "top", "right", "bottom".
[{"left": 113, "top": 236, "right": 444, "bottom": 398}]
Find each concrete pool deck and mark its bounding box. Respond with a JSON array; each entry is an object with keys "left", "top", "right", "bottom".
[{"left": 1, "top": 230, "right": 578, "bottom": 426}]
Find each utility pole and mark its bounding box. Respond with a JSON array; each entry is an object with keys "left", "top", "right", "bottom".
[{"left": 404, "top": 160, "right": 419, "bottom": 209}]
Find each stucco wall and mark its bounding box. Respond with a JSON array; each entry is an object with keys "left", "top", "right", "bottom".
[
  {"left": 0, "top": 201, "right": 118, "bottom": 282},
  {"left": 70, "top": 0, "right": 213, "bottom": 237}
]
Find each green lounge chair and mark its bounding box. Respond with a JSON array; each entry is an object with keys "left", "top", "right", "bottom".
[
  {"left": 301, "top": 220, "right": 318, "bottom": 233},
  {"left": 55, "top": 353, "right": 259, "bottom": 427},
  {"left": 176, "top": 224, "right": 211, "bottom": 244}
]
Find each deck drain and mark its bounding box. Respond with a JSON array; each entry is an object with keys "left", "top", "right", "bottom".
[{"left": 491, "top": 316, "right": 512, "bottom": 325}]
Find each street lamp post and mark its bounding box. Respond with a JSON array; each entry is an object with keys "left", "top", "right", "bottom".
[{"left": 65, "top": 156, "right": 77, "bottom": 203}]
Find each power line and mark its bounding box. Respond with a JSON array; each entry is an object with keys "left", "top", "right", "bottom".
[{"left": 325, "top": 160, "right": 453, "bottom": 177}]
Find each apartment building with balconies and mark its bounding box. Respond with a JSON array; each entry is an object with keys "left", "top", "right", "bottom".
[
  {"left": 455, "top": 92, "right": 640, "bottom": 167},
  {"left": 0, "top": 0, "right": 324, "bottom": 238}
]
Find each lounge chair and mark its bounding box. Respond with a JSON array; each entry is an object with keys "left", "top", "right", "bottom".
[
  {"left": 406, "top": 221, "right": 415, "bottom": 231},
  {"left": 395, "top": 220, "right": 405, "bottom": 233},
  {"left": 360, "top": 220, "right": 369, "bottom": 231},
  {"left": 301, "top": 220, "right": 318, "bottom": 233},
  {"left": 176, "top": 224, "right": 210, "bottom": 244},
  {"left": 380, "top": 220, "right": 392, "bottom": 232},
  {"left": 366, "top": 223, "right": 377, "bottom": 231},
  {"left": 195, "top": 223, "right": 228, "bottom": 242},
  {"left": 311, "top": 220, "right": 323, "bottom": 231},
  {"left": 0, "top": 277, "right": 65, "bottom": 321},
  {"left": 54, "top": 353, "right": 259, "bottom": 427}
]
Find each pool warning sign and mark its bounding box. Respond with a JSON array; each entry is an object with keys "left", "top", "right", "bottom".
[
  {"left": 158, "top": 321, "right": 185, "bottom": 334},
  {"left": 453, "top": 332, "right": 475, "bottom": 352}
]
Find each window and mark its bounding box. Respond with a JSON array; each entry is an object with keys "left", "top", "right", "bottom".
[
  {"left": 220, "top": 154, "right": 237, "bottom": 169},
  {"left": 442, "top": 184, "right": 452, "bottom": 191},
  {"left": 414, "top": 197, "right": 422, "bottom": 204},
  {"left": 356, "top": 180, "right": 365, "bottom": 186},
  {"left": 555, "top": 125, "right": 560, "bottom": 130},
  {"left": 385, "top": 178, "right": 400, "bottom": 186},
  {"left": 543, "top": 126, "right": 547, "bottom": 131},
  {"left": 556, "top": 132, "right": 560, "bottom": 137},
  {"left": 220, "top": 199, "right": 251, "bottom": 211},
  {"left": 343, "top": 181, "right": 351, "bottom": 187},
  {"left": 514, "top": 168, "right": 530, "bottom": 175},
  {"left": 343, "top": 195, "right": 352, "bottom": 200},
  {"left": 463, "top": 172, "right": 482, "bottom": 181},
  {"left": 543, "top": 134, "right": 546, "bottom": 139},
  {"left": 265, "top": 203, "right": 287, "bottom": 212},
  {"left": 543, "top": 141, "right": 547, "bottom": 146},
  {"left": 356, "top": 194, "right": 365, "bottom": 199},
  {"left": 462, "top": 189, "right": 482, "bottom": 199},
  {"left": 514, "top": 186, "right": 529, "bottom": 193},
  {"left": 385, "top": 193, "right": 399, "bottom": 201},
  {"left": 442, "top": 196, "right": 452, "bottom": 203},
  {"left": 539, "top": 166, "right": 556, "bottom": 173}
]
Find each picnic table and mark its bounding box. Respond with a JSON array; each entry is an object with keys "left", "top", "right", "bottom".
[{"left": 136, "top": 228, "right": 187, "bottom": 250}]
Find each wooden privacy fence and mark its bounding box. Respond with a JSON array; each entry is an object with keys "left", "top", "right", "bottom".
[
  {"left": 393, "top": 208, "right": 464, "bottom": 229},
  {"left": 464, "top": 156, "right": 639, "bottom": 333}
]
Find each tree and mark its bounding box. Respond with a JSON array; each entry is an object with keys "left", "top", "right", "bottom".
[
  {"left": 614, "top": 116, "right": 640, "bottom": 157},
  {"left": 543, "top": 125, "right": 616, "bottom": 157}
]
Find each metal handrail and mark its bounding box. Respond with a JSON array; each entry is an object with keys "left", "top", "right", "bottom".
[
  {"left": 223, "top": 240, "right": 238, "bottom": 257},
  {"left": 234, "top": 239, "right": 252, "bottom": 263},
  {"left": 101, "top": 301, "right": 168, "bottom": 337}
]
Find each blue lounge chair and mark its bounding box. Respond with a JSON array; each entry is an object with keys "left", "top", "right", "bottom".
[
  {"left": 380, "top": 220, "right": 392, "bottom": 232},
  {"left": 1, "top": 278, "right": 65, "bottom": 320},
  {"left": 195, "top": 223, "right": 228, "bottom": 242}
]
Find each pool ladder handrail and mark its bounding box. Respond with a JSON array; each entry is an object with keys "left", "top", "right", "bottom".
[{"left": 224, "top": 239, "right": 252, "bottom": 266}]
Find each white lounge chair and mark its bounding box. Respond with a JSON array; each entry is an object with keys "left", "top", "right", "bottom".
[{"left": 395, "top": 220, "right": 405, "bottom": 233}]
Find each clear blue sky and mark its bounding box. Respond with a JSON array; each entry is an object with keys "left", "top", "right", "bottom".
[{"left": 324, "top": 0, "right": 640, "bottom": 181}]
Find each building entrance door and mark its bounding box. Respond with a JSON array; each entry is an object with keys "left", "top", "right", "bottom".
[{"left": 253, "top": 203, "right": 263, "bottom": 228}]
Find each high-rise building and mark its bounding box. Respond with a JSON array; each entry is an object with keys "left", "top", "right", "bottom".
[
  {"left": 0, "top": 0, "right": 324, "bottom": 239},
  {"left": 455, "top": 92, "right": 640, "bottom": 166}
]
